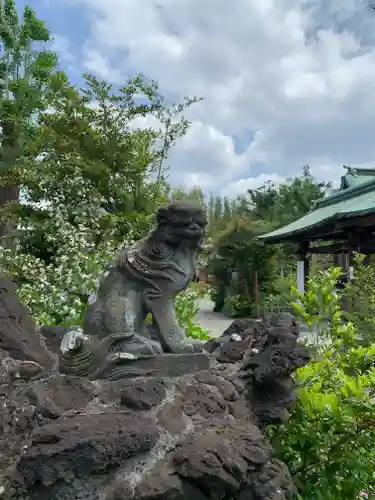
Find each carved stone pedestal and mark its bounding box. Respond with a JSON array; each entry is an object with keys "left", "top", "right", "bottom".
[{"left": 94, "top": 352, "right": 211, "bottom": 380}]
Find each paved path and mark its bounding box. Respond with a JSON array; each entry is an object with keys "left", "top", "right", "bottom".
[
  {"left": 196, "top": 298, "right": 233, "bottom": 337},
  {"left": 196, "top": 297, "right": 317, "bottom": 341}
]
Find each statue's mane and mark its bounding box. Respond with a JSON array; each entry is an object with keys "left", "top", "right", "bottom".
[
  {"left": 117, "top": 236, "right": 187, "bottom": 303},
  {"left": 116, "top": 201, "right": 204, "bottom": 303}
]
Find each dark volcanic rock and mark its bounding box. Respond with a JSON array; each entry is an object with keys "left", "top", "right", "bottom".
[
  {"left": 217, "top": 336, "right": 252, "bottom": 363},
  {"left": 0, "top": 311, "right": 310, "bottom": 500},
  {"left": 0, "top": 274, "right": 54, "bottom": 369},
  {"left": 119, "top": 378, "right": 167, "bottom": 410},
  {"left": 173, "top": 423, "right": 271, "bottom": 499},
  {"left": 204, "top": 318, "right": 263, "bottom": 363},
  {"left": 17, "top": 413, "right": 158, "bottom": 493},
  {"left": 241, "top": 322, "right": 310, "bottom": 428},
  {"left": 39, "top": 325, "right": 68, "bottom": 356},
  {"left": 25, "top": 374, "right": 99, "bottom": 419},
  {"left": 204, "top": 314, "right": 301, "bottom": 367},
  {"left": 177, "top": 377, "right": 228, "bottom": 418},
  {"left": 263, "top": 313, "right": 299, "bottom": 335},
  {"left": 222, "top": 318, "right": 262, "bottom": 339}
]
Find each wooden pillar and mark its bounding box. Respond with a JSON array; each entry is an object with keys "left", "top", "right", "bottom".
[
  {"left": 347, "top": 232, "right": 359, "bottom": 282},
  {"left": 297, "top": 242, "right": 310, "bottom": 294},
  {"left": 344, "top": 232, "right": 359, "bottom": 312}
]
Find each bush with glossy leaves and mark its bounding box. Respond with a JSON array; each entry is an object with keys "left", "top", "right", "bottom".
[{"left": 267, "top": 267, "right": 375, "bottom": 500}]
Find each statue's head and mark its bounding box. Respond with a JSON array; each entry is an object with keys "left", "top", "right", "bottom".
[{"left": 155, "top": 201, "right": 207, "bottom": 248}]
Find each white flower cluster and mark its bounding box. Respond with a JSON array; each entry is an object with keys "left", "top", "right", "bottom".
[{"left": 0, "top": 204, "right": 134, "bottom": 326}]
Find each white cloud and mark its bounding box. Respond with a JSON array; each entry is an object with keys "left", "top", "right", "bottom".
[
  {"left": 83, "top": 48, "right": 122, "bottom": 82},
  {"left": 69, "top": 0, "right": 375, "bottom": 196},
  {"left": 51, "top": 34, "right": 75, "bottom": 63},
  {"left": 221, "top": 174, "right": 287, "bottom": 198},
  {"left": 166, "top": 121, "right": 247, "bottom": 189}
]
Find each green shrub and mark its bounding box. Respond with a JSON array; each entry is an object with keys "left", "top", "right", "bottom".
[
  {"left": 290, "top": 266, "right": 342, "bottom": 347},
  {"left": 0, "top": 210, "right": 122, "bottom": 326},
  {"left": 261, "top": 291, "right": 290, "bottom": 315},
  {"left": 174, "top": 287, "right": 211, "bottom": 340},
  {"left": 274, "top": 274, "right": 296, "bottom": 294},
  {"left": 222, "top": 293, "right": 253, "bottom": 317},
  {"left": 345, "top": 253, "right": 375, "bottom": 346},
  {"left": 268, "top": 266, "right": 375, "bottom": 499},
  {"left": 189, "top": 281, "right": 210, "bottom": 299},
  {"left": 260, "top": 274, "right": 294, "bottom": 314}
]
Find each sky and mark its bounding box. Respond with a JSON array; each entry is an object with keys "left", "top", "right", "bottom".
[{"left": 21, "top": 0, "right": 375, "bottom": 197}]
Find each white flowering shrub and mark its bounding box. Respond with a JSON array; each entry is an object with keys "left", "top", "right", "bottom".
[{"left": 0, "top": 204, "right": 126, "bottom": 326}]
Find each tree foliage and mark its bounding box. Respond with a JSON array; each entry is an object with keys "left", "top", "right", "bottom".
[
  {"left": 208, "top": 166, "right": 330, "bottom": 315},
  {"left": 168, "top": 184, "right": 205, "bottom": 206},
  {"left": 4, "top": 72, "right": 199, "bottom": 268},
  {"left": 246, "top": 165, "right": 330, "bottom": 226},
  {"left": 209, "top": 215, "right": 277, "bottom": 316},
  {"left": 344, "top": 253, "right": 375, "bottom": 346},
  {"left": 0, "top": 5, "right": 373, "bottom": 496},
  {"left": 0, "top": 0, "right": 60, "bottom": 243}
]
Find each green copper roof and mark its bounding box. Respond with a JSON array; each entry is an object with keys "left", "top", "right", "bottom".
[
  {"left": 259, "top": 168, "right": 375, "bottom": 243},
  {"left": 340, "top": 166, "right": 375, "bottom": 190}
]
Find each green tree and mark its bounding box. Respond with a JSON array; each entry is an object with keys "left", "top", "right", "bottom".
[
  {"left": 223, "top": 196, "right": 231, "bottom": 220},
  {"left": 247, "top": 180, "right": 279, "bottom": 221},
  {"left": 345, "top": 253, "right": 375, "bottom": 346},
  {"left": 246, "top": 166, "right": 331, "bottom": 272},
  {"left": 207, "top": 192, "right": 215, "bottom": 230},
  {"left": 236, "top": 196, "right": 248, "bottom": 216},
  {"left": 3, "top": 72, "right": 199, "bottom": 288},
  {"left": 247, "top": 166, "right": 330, "bottom": 227},
  {"left": 275, "top": 165, "right": 330, "bottom": 225},
  {"left": 188, "top": 185, "right": 205, "bottom": 206},
  {"left": 209, "top": 215, "right": 276, "bottom": 315},
  {"left": 0, "top": 0, "right": 58, "bottom": 244},
  {"left": 230, "top": 198, "right": 238, "bottom": 217},
  {"left": 213, "top": 195, "right": 222, "bottom": 221},
  {"left": 169, "top": 186, "right": 188, "bottom": 201},
  {"left": 0, "top": 71, "right": 201, "bottom": 324},
  {"left": 169, "top": 185, "right": 205, "bottom": 206}
]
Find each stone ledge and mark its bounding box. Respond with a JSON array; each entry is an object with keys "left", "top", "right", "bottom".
[{"left": 96, "top": 352, "right": 211, "bottom": 380}]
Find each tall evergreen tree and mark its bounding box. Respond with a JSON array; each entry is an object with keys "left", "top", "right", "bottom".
[
  {"left": 213, "top": 195, "right": 222, "bottom": 222},
  {"left": 223, "top": 196, "right": 231, "bottom": 220}
]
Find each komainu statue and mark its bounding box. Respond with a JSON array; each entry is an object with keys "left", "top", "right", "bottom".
[{"left": 59, "top": 201, "right": 207, "bottom": 378}]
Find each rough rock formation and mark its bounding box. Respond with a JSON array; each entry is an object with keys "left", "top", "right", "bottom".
[
  {"left": 0, "top": 309, "right": 310, "bottom": 499},
  {"left": 0, "top": 273, "right": 54, "bottom": 370}
]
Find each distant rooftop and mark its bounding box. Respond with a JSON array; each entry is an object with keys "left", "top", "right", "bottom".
[
  {"left": 340, "top": 165, "right": 375, "bottom": 190},
  {"left": 259, "top": 166, "right": 375, "bottom": 243},
  {"left": 314, "top": 166, "right": 375, "bottom": 210}
]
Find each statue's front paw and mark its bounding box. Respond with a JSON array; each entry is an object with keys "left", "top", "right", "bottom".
[{"left": 190, "top": 340, "right": 204, "bottom": 353}]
